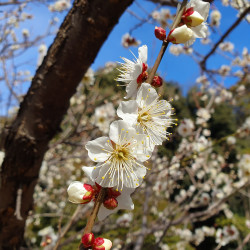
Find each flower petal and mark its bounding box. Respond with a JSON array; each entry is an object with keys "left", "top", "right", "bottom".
[
  {"left": 125, "top": 79, "right": 138, "bottom": 99},
  {"left": 136, "top": 82, "right": 158, "bottom": 107},
  {"left": 117, "top": 100, "right": 138, "bottom": 125},
  {"left": 138, "top": 45, "right": 148, "bottom": 63},
  {"left": 85, "top": 137, "right": 111, "bottom": 162},
  {"left": 109, "top": 120, "right": 136, "bottom": 145}
]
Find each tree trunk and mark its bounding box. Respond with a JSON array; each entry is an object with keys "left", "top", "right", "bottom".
[{"left": 0, "top": 0, "right": 133, "bottom": 248}]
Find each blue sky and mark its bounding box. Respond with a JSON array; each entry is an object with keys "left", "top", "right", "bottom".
[{"left": 0, "top": 0, "right": 249, "bottom": 115}]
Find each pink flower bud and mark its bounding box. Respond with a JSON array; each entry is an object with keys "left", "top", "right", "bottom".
[
  {"left": 167, "top": 25, "right": 193, "bottom": 44},
  {"left": 81, "top": 233, "right": 95, "bottom": 248},
  {"left": 103, "top": 197, "right": 118, "bottom": 210},
  {"left": 67, "top": 182, "right": 94, "bottom": 204},
  {"left": 154, "top": 26, "right": 166, "bottom": 41},
  {"left": 151, "top": 76, "right": 163, "bottom": 88},
  {"left": 92, "top": 237, "right": 112, "bottom": 250}
]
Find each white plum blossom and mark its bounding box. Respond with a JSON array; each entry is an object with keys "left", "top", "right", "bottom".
[
  {"left": 218, "top": 65, "right": 231, "bottom": 76},
  {"left": 196, "top": 108, "right": 211, "bottom": 124},
  {"left": 169, "top": 45, "right": 184, "bottom": 56},
  {"left": 121, "top": 33, "right": 141, "bottom": 48},
  {"left": 85, "top": 120, "right": 151, "bottom": 190},
  {"left": 216, "top": 225, "right": 239, "bottom": 246},
  {"left": 82, "top": 166, "right": 135, "bottom": 220},
  {"left": 181, "top": 0, "right": 210, "bottom": 46},
  {"left": 238, "top": 154, "right": 250, "bottom": 178},
  {"left": 117, "top": 83, "right": 174, "bottom": 150},
  {"left": 152, "top": 8, "right": 173, "bottom": 28},
  {"left": 37, "top": 44, "right": 47, "bottom": 67},
  {"left": 226, "top": 136, "right": 236, "bottom": 145},
  {"left": 116, "top": 213, "right": 133, "bottom": 227},
  {"left": 117, "top": 45, "right": 148, "bottom": 99},
  {"left": 219, "top": 42, "right": 234, "bottom": 52},
  {"left": 91, "top": 102, "right": 116, "bottom": 134},
  {"left": 81, "top": 68, "right": 95, "bottom": 86},
  {"left": 210, "top": 10, "right": 221, "bottom": 26},
  {"left": 177, "top": 118, "right": 194, "bottom": 137},
  {"left": 49, "top": 0, "right": 71, "bottom": 12}
]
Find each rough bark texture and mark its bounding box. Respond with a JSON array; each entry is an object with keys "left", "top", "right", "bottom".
[{"left": 0, "top": 0, "right": 133, "bottom": 248}]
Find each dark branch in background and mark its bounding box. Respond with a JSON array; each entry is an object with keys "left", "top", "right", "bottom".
[
  {"left": 0, "top": 0, "right": 133, "bottom": 248},
  {"left": 200, "top": 6, "right": 250, "bottom": 70},
  {"left": 146, "top": 0, "right": 178, "bottom": 7}
]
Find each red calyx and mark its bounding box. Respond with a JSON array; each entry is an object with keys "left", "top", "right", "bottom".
[
  {"left": 151, "top": 76, "right": 163, "bottom": 88},
  {"left": 81, "top": 232, "right": 95, "bottom": 248},
  {"left": 137, "top": 71, "right": 148, "bottom": 84},
  {"left": 154, "top": 26, "right": 166, "bottom": 41},
  {"left": 108, "top": 188, "right": 121, "bottom": 198},
  {"left": 103, "top": 197, "right": 118, "bottom": 210}
]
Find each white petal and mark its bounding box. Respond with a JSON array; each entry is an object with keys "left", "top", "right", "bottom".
[
  {"left": 136, "top": 83, "right": 158, "bottom": 107},
  {"left": 85, "top": 137, "right": 111, "bottom": 162},
  {"left": 117, "top": 100, "right": 138, "bottom": 125},
  {"left": 138, "top": 45, "right": 148, "bottom": 63},
  {"left": 190, "top": 0, "right": 210, "bottom": 20},
  {"left": 98, "top": 205, "right": 115, "bottom": 220},
  {"left": 97, "top": 187, "right": 135, "bottom": 220},
  {"left": 125, "top": 80, "right": 138, "bottom": 99},
  {"left": 184, "top": 35, "right": 196, "bottom": 47},
  {"left": 192, "top": 23, "right": 208, "bottom": 38},
  {"left": 133, "top": 134, "right": 153, "bottom": 162},
  {"left": 109, "top": 120, "right": 136, "bottom": 145},
  {"left": 82, "top": 166, "right": 95, "bottom": 183},
  {"left": 95, "top": 162, "right": 116, "bottom": 187}
]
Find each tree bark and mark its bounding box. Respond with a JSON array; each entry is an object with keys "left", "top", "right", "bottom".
[{"left": 0, "top": 0, "right": 133, "bottom": 248}]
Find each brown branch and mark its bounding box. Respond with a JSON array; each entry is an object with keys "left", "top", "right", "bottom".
[
  {"left": 0, "top": 0, "right": 134, "bottom": 248},
  {"left": 79, "top": 188, "right": 107, "bottom": 250},
  {"left": 146, "top": 0, "right": 188, "bottom": 84},
  {"left": 200, "top": 6, "right": 250, "bottom": 70}
]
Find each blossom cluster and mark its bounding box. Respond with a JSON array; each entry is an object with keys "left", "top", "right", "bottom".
[{"left": 67, "top": 45, "right": 175, "bottom": 221}]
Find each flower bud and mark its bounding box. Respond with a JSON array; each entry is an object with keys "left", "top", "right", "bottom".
[
  {"left": 103, "top": 197, "right": 118, "bottom": 210},
  {"left": 167, "top": 25, "right": 193, "bottom": 44},
  {"left": 151, "top": 76, "right": 163, "bottom": 88},
  {"left": 154, "top": 26, "right": 166, "bottom": 41},
  {"left": 92, "top": 237, "right": 112, "bottom": 250},
  {"left": 107, "top": 188, "right": 121, "bottom": 198},
  {"left": 81, "top": 232, "right": 95, "bottom": 248},
  {"left": 182, "top": 8, "right": 204, "bottom": 27},
  {"left": 67, "top": 182, "right": 94, "bottom": 204}
]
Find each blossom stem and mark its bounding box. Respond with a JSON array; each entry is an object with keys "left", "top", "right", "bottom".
[
  {"left": 147, "top": 0, "right": 188, "bottom": 84},
  {"left": 79, "top": 187, "right": 108, "bottom": 250}
]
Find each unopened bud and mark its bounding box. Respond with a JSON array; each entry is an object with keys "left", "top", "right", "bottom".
[
  {"left": 167, "top": 25, "right": 193, "bottom": 44},
  {"left": 182, "top": 7, "right": 204, "bottom": 27},
  {"left": 154, "top": 26, "right": 166, "bottom": 41},
  {"left": 103, "top": 197, "right": 118, "bottom": 210},
  {"left": 67, "top": 182, "right": 94, "bottom": 204},
  {"left": 92, "top": 237, "right": 112, "bottom": 250},
  {"left": 81, "top": 233, "right": 95, "bottom": 248},
  {"left": 108, "top": 188, "right": 121, "bottom": 198},
  {"left": 151, "top": 76, "right": 163, "bottom": 88},
  {"left": 137, "top": 71, "right": 148, "bottom": 84}
]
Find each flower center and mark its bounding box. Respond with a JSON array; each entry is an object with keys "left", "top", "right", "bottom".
[
  {"left": 112, "top": 145, "right": 130, "bottom": 162},
  {"left": 137, "top": 111, "right": 151, "bottom": 124}
]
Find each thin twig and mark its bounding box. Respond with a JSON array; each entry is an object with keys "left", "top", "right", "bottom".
[
  {"left": 200, "top": 6, "right": 250, "bottom": 70},
  {"left": 146, "top": 0, "right": 188, "bottom": 84},
  {"left": 78, "top": 188, "right": 107, "bottom": 250}
]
